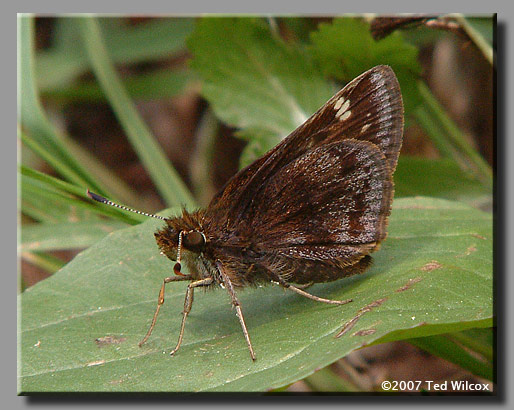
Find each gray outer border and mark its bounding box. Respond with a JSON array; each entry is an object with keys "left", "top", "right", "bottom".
[{"left": 10, "top": 0, "right": 510, "bottom": 408}]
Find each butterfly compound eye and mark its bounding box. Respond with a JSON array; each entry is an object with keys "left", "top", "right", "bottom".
[{"left": 183, "top": 231, "right": 206, "bottom": 252}]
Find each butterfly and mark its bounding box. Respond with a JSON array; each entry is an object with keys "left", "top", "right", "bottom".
[{"left": 88, "top": 65, "right": 404, "bottom": 361}]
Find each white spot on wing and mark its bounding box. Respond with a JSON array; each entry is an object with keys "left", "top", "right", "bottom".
[
  {"left": 334, "top": 97, "right": 346, "bottom": 110},
  {"left": 340, "top": 110, "right": 351, "bottom": 121},
  {"left": 335, "top": 99, "right": 351, "bottom": 121},
  {"left": 361, "top": 123, "right": 371, "bottom": 133}
]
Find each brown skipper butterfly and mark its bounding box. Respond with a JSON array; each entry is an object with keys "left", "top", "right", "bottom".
[{"left": 88, "top": 65, "right": 404, "bottom": 361}]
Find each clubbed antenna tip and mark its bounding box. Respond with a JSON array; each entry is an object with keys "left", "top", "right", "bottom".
[{"left": 87, "top": 189, "right": 107, "bottom": 203}]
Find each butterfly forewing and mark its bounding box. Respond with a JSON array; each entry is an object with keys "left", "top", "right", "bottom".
[{"left": 205, "top": 65, "right": 403, "bottom": 230}]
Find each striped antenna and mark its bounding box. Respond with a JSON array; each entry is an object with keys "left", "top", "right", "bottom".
[{"left": 87, "top": 189, "right": 168, "bottom": 221}]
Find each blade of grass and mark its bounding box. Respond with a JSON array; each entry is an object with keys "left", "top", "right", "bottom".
[
  {"left": 18, "top": 16, "right": 104, "bottom": 194},
  {"left": 48, "top": 134, "right": 150, "bottom": 210},
  {"left": 21, "top": 178, "right": 134, "bottom": 225},
  {"left": 413, "top": 105, "right": 459, "bottom": 160},
  {"left": 42, "top": 69, "right": 193, "bottom": 103},
  {"left": 18, "top": 15, "right": 143, "bottom": 206},
  {"left": 21, "top": 175, "right": 90, "bottom": 223},
  {"left": 20, "top": 165, "right": 98, "bottom": 201},
  {"left": 407, "top": 334, "right": 493, "bottom": 381},
  {"left": 21, "top": 175, "right": 113, "bottom": 223},
  {"left": 416, "top": 81, "right": 493, "bottom": 189},
  {"left": 21, "top": 251, "right": 66, "bottom": 275},
  {"left": 37, "top": 17, "right": 194, "bottom": 91},
  {"left": 19, "top": 128, "right": 89, "bottom": 188},
  {"left": 452, "top": 14, "right": 494, "bottom": 66},
  {"left": 21, "top": 197, "right": 61, "bottom": 223},
  {"left": 302, "top": 365, "right": 360, "bottom": 392},
  {"left": 77, "top": 17, "right": 195, "bottom": 208},
  {"left": 190, "top": 108, "right": 219, "bottom": 207},
  {"left": 447, "top": 329, "right": 494, "bottom": 362},
  {"left": 18, "top": 16, "right": 61, "bottom": 157},
  {"left": 20, "top": 166, "right": 141, "bottom": 224}
]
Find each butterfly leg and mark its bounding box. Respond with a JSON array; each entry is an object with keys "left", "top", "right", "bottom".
[
  {"left": 278, "top": 279, "right": 353, "bottom": 305},
  {"left": 216, "top": 260, "right": 256, "bottom": 361},
  {"left": 139, "top": 274, "right": 193, "bottom": 347},
  {"left": 294, "top": 281, "right": 314, "bottom": 290},
  {"left": 169, "top": 277, "right": 214, "bottom": 356}
]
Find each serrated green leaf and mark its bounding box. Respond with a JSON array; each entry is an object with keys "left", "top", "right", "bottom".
[
  {"left": 19, "top": 197, "right": 492, "bottom": 392},
  {"left": 309, "top": 18, "right": 422, "bottom": 115},
  {"left": 188, "top": 17, "right": 335, "bottom": 161}
]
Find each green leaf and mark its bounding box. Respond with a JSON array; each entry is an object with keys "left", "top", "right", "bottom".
[
  {"left": 309, "top": 18, "right": 422, "bottom": 116},
  {"left": 19, "top": 197, "right": 492, "bottom": 392},
  {"left": 21, "top": 221, "right": 129, "bottom": 252},
  {"left": 395, "top": 156, "right": 492, "bottom": 209},
  {"left": 188, "top": 17, "right": 335, "bottom": 161}
]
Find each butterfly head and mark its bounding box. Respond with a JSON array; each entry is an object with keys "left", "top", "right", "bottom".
[
  {"left": 154, "top": 213, "right": 207, "bottom": 275},
  {"left": 86, "top": 190, "right": 208, "bottom": 275}
]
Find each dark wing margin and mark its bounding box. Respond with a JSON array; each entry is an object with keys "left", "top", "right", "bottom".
[{"left": 205, "top": 65, "right": 403, "bottom": 230}]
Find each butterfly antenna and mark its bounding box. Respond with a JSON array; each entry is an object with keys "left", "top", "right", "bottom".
[{"left": 86, "top": 189, "right": 169, "bottom": 221}]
